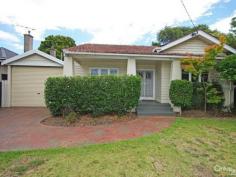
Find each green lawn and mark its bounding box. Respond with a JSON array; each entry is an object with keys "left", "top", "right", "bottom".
[{"left": 1, "top": 118, "right": 236, "bottom": 177}]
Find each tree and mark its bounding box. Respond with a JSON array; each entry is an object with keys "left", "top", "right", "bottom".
[
  {"left": 181, "top": 36, "right": 225, "bottom": 112},
  {"left": 38, "top": 35, "right": 76, "bottom": 59},
  {"left": 226, "top": 17, "right": 236, "bottom": 49},
  {"left": 216, "top": 54, "right": 236, "bottom": 81},
  {"left": 153, "top": 25, "right": 223, "bottom": 46},
  {"left": 230, "top": 17, "right": 236, "bottom": 34}
]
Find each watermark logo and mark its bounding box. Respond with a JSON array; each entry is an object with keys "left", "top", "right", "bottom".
[{"left": 214, "top": 165, "right": 236, "bottom": 176}]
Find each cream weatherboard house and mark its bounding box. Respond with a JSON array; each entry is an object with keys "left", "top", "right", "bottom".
[
  {"left": 63, "top": 30, "right": 236, "bottom": 111},
  {"left": 2, "top": 30, "right": 236, "bottom": 113}
]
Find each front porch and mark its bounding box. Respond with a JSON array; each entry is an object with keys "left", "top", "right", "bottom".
[
  {"left": 63, "top": 54, "right": 182, "bottom": 112},
  {"left": 64, "top": 55, "right": 182, "bottom": 104}
]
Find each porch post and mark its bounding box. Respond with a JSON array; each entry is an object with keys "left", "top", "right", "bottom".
[
  {"left": 170, "top": 60, "right": 181, "bottom": 80},
  {"left": 170, "top": 60, "right": 182, "bottom": 113},
  {"left": 63, "top": 56, "right": 74, "bottom": 76},
  {"left": 127, "top": 58, "right": 136, "bottom": 75}
]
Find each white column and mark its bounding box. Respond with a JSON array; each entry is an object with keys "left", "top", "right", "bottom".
[
  {"left": 63, "top": 56, "right": 74, "bottom": 76},
  {"left": 189, "top": 72, "right": 192, "bottom": 81},
  {"left": 170, "top": 60, "right": 181, "bottom": 80},
  {"left": 170, "top": 60, "right": 182, "bottom": 113},
  {"left": 127, "top": 58, "right": 136, "bottom": 75},
  {"left": 7, "top": 65, "right": 11, "bottom": 107}
]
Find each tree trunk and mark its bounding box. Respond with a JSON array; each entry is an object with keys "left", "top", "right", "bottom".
[{"left": 203, "top": 82, "right": 207, "bottom": 112}]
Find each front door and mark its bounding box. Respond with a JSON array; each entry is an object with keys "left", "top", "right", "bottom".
[{"left": 137, "top": 70, "right": 154, "bottom": 100}]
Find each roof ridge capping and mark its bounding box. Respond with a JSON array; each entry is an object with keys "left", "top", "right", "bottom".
[
  {"left": 2, "top": 49, "right": 64, "bottom": 66},
  {"left": 155, "top": 30, "right": 236, "bottom": 54}
]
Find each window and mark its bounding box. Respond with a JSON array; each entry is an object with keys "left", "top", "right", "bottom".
[
  {"left": 91, "top": 68, "right": 99, "bottom": 76},
  {"left": 101, "top": 69, "right": 109, "bottom": 75},
  {"left": 201, "top": 72, "right": 208, "bottom": 82},
  {"left": 110, "top": 68, "right": 118, "bottom": 75},
  {"left": 1, "top": 74, "right": 7, "bottom": 80},
  {"left": 182, "top": 70, "right": 189, "bottom": 81},
  {"left": 90, "top": 68, "right": 119, "bottom": 76},
  {"left": 181, "top": 70, "right": 208, "bottom": 83}
]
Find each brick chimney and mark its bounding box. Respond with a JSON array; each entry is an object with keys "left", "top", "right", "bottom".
[
  {"left": 50, "top": 46, "right": 56, "bottom": 57},
  {"left": 24, "top": 31, "right": 33, "bottom": 52}
]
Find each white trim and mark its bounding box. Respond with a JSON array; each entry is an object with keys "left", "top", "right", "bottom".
[
  {"left": 7, "top": 65, "right": 11, "bottom": 107},
  {"left": 89, "top": 67, "right": 119, "bottom": 76},
  {"left": 156, "top": 30, "right": 236, "bottom": 54},
  {"left": 64, "top": 51, "right": 191, "bottom": 60},
  {"left": 137, "top": 69, "right": 155, "bottom": 100},
  {"left": 2, "top": 50, "right": 64, "bottom": 66}
]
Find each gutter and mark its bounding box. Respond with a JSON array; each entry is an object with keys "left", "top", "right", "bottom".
[{"left": 63, "top": 50, "right": 195, "bottom": 59}]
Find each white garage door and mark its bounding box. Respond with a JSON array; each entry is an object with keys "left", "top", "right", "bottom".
[{"left": 11, "top": 66, "right": 62, "bottom": 107}]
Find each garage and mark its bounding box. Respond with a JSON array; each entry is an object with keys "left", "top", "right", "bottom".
[
  {"left": 2, "top": 50, "right": 63, "bottom": 107},
  {"left": 11, "top": 66, "right": 62, "bottom": 106}
]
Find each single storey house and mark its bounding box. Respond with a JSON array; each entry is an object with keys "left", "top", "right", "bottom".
[
  {"left": 63, "top": 30, "right": 236, "bottom": 111},
  {"left": 2, "top": 30, "right": 236, "bottom": 114}
]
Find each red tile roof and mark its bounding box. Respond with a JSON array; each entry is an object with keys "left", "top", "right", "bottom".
[{"left": 66, "top": 43, "right": 159, "bottom": 55}]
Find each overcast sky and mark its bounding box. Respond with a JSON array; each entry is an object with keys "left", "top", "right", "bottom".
[{"left": 0, "top": 0, "right": 235, "bottom": 54}]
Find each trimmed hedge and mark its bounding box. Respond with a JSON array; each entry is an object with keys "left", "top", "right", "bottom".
[
  {"left": 45, "top": 75, "right": 141, "bottom": 116},
  {"left": 169, "top": 80, "right": 193, "bottom": 108}
]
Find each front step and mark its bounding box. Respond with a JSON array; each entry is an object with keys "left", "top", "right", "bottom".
[{"left": 137, "top": 101, "right": 175, "bottom": 116}]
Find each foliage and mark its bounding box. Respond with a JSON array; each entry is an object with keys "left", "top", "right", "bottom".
[
  {"left": 216, "top": 54, "right": 236, "bottom": 81},
  {"left": 169, "top": 80, "right": 193, "bottom": 108},
  {"left": 154, "top": 25, "right": 223, "bottom": 45},
  {"left": 225, "top": 17, "right": 236, "bottom": 49},
  {"left": 206, "top": 83, "right": 225, "bottom": 109},
  {"left": 45, "top": 75, "right": 141, "bottom": 117},
  {"left": 226, "top": 33, "right": 236, "bottom": 49},
  {"left": 230, "top": 17, "right": 236, "bottom": 35},
  {"left": 38, "top": 35, "right": 76, "bottom": 59},
  {"left": 192, "top": 82, "right": 205, "bottom": 109},
  {"left": 151, "top": 41, "right": 160, "bottom": 46},
  {"left": 65, "top": 112, "right": 78, "bottom": 125},
  {"left": 181, "top": 36, "right": 225, "bottom": 112}
]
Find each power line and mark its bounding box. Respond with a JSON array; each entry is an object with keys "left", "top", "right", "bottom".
[{"left": 180, "top": 0, "right": 197, "bottom": 30}]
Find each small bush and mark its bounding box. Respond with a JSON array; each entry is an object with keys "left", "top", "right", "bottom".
[
  {"left": 192, "top": 82, "right": 224, "bottom": 110},
  {"left": 169, "top": 80, "right": 193, "bottom": 108},
  {"left": 192, "top": 82, "right": 204, "bottom": 109},
  {"left": 45, "top": 75, "right": 141, "bottom": 116},
  {"left": 65, "top": 112, "right": 77, "bottom": 125},
  {"left": 207, "top": 82, "right": 224, "bottom": 110}
]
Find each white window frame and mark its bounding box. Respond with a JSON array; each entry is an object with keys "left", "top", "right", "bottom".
[{"left": 89, "top": 67, "right": 119, "bottom": 76}]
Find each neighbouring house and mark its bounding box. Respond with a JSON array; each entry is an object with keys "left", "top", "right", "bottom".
[
  {"left": 2, "top": 30, "right": 236, "bottom": 115},
  {"left": 2, "top": 33, "right": 63, "bottom": 107},
  {"left": 0, "top": 47, "right": 18, "bottom": 107}
]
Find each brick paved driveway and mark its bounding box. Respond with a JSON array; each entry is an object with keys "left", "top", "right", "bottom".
[{"left": 0, "top": 108, "right": 175, "bottom": 151}]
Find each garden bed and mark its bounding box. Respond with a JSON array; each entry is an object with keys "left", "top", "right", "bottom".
[
  {"left": 181, "top": 110, "right": 236, "bottom": 118},
  {"left": 41, "top": 113, "right": 137, "bottom": 127}
]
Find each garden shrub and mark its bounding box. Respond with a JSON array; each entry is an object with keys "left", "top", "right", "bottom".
[
  {"left": 191, "top": 82, "right": 224, "bottom": 110},
  {"left": 45, "top": 75, "right": 141, "bottom": 116},
  {"left": 65, "top": 112, "right": 78, "bottom": 125},
  {"left": 169, "top": 80, "right": 193, "bottom": 108},
  {"left": 206, "top": 82, "right": 224, "bottom": 110},
  {"left": 192, "top": 82, "right": 204, "bottom": 109}
]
